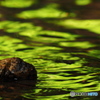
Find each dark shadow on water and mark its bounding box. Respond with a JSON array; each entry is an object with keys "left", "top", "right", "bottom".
[{"left": 0, "top": 80, "right": 37, "bottom": 99}]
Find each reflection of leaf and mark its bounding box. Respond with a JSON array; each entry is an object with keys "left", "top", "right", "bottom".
[
  {"left": 75, "top": 0, "right": 92, "bottom": 5},
  {"left": 0, "top": 0, "right": 36, "bottom": 8},
  {"left": 59, "top": 41, "right": 95, "bottom": 49},
  {"left": 0, "top": 36, "right": 27, "bottom": 52},
  {"left": 17, "top": 4, "right": 67, "bottom": 18},
  {"left": 88, "top": 50, "right": 100, "bottom": 59},
  {"left": 0, "top": 21, "right": 42, "bottom": 33},
  {"left": 51, "top": 19, "right": 100, "bottom": 34}
]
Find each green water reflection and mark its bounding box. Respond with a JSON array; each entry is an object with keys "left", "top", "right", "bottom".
[
  {"left": 0, "top": 0, "right": 36, "bottom": 8},
  {"left": 0, "top": 0, "right": 100, "bottom": 100}
]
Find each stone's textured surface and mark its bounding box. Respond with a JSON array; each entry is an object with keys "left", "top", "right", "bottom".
[{"left": 0, "top": 57, "right": 37, "bottom": 81}]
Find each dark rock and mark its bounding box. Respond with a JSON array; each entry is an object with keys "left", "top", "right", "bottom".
[{"left": 0, "top": 57, "right": 37, "bottom": 81}]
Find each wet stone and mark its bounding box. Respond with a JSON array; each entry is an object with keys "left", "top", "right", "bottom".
[{"left": 0, "top": 57, "right": 37, "bottom": 81}]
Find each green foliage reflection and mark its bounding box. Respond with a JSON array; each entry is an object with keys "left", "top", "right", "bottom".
[
  {"left": 1, "top": 0, "right": 36, "bottom": 8},
  {"left": 75, "top": 0, "right": 92, "bottom": 5},
  {"left": 17, "top": 4, "right": 67, "bottom": 18},
  {"left": 51, "top": 19, "right": 100, "bottom": 34},
  {"left": 0, "top": 0, "right": 100, "bottom": 100}
]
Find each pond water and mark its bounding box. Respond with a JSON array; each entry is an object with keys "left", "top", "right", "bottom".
[{"left": 0, "top": 0, "right": 100, "bottom": 100}]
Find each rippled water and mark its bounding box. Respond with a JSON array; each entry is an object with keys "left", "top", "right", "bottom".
[{"left": 0, "top": 0, "right": 100, "bottom": 100}]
